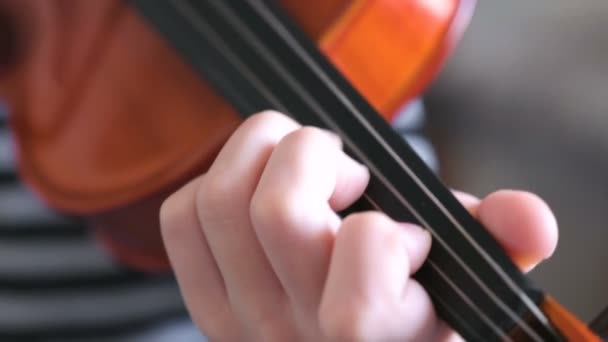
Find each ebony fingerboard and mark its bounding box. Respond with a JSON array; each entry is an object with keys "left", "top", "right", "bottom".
[{"left": 131, "top": 1, "right": 564, "bottom": 340}]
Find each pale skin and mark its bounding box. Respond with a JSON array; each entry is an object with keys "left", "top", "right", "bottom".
[{"left": 160, "top": 111, "right": 559, "bottom": 341}]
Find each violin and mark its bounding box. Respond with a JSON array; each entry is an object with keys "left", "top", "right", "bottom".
[{"left": 0, "top": 0, "right": 603, "bottom": 340}]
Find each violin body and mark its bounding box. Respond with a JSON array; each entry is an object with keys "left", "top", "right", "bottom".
[
  {"left": 0, "top": 0, "right": 467, "bottom": 269},
  {"left": 2, "top": 0, "right": 602, "bottom": 340}
]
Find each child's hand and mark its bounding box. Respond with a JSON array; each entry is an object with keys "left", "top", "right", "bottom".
[{"left": 160, "top": 111, "right": 558, "bottom": 341}]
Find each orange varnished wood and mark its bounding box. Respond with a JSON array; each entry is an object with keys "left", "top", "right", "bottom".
[
  {"left": 284, "top": 0, "right": 471, "bottom": 121},
  {"left": 279, "top": 0, "right": 352, "bottom": 39},
  {"left": 3, "top": 1, "right": 241, "bottom": 213},
  {"left": 0, "top": 0, "right": 467, "bottom": 214},
  {"left": 317, "top": 0, "right": 468, "bottom": 120},
  {"left": 0, "top": 0, "right": 467, "bottom": 268},
  {"left": 541, "top": 296, "right": 602, "bottom": 341}
]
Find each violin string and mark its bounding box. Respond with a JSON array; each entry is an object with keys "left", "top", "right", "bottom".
[
  {"left": 170, "top": 0, "right": 537, "bottom": 339},
  {"left": 204, "top": 0, "right": 544, "bottom": 339},
  {"left": 241, "top": 0, "right": 551, "bottom": 333},
  {"left": 425, "top": 285, "right": 486, "bottom": 342},
  {"left": 159, "top": 2, "right": 290, "bottom": 115},
  {"left": 364, "top": 194, "right": 511, "bottom": 341},
  {"left": 427, "top": 259, "right": 511, "bottom": 341},
  {"left": 166, "top": 0, "right": 540, "bottom": 340}
]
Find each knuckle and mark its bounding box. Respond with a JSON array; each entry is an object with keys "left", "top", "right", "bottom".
[
  {"left": 245, "top": 110, "right": 294, "bottom": 130},
  {"left": 280, "top": 126, "right": 335, "bottom": 150},
  {"left": 339, "top": 212, "right": 404, "bottom": 255},
  {"left": 250, "top": 188, "right": 299, "bottom": 234},
  {"left": 159, "top": 189, "right": 193, "bottom": 244},
  {"left": 158, "top": 193, "right": 178, "bottom": 232},
  {"left": 341, "top": 211, "right": 393, "bottom": 235},
  {"left": 195, "top": 173, "right": 238, "bottom": 219}
]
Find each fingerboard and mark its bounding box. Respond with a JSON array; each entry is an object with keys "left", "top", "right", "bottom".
[{"left": 132, "top": 1, "right": 564, "bottom": 340}]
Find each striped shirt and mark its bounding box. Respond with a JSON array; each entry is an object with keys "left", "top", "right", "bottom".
[{"left": 0, "top": 107, "right": 204, "bottom": 341}]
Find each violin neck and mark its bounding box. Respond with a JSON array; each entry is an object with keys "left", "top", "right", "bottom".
[{"left": 132, "top": 1, "right": 599, "bottom": 340}]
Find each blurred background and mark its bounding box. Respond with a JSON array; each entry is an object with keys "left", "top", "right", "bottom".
[{"left": 424, "top": 0, "right": 608, "bottom": 321}]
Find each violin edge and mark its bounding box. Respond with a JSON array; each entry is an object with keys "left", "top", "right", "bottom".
[{"left": 539, "top": 295, "right": 603, "bottom": 342}]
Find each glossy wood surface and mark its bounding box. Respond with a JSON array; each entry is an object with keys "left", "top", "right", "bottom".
[{"left": 0, "top": 0, "right": 464, "bottom": 213}]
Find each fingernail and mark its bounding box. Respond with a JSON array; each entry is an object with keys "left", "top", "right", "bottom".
[
  {"left": 322, "top": 129, "right": 343, "bottom": 146},
  {"left": 342, "top": 153, "right": 369, "bottom": 176},
  {"left": 398, "top": 223, "right": 432, "bottom": 256}
]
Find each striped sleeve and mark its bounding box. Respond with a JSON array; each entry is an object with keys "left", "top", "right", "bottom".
[
  {"left": 0, "top": 109, "right": 204, "bottom": 341},
  {"left": 391, "top": 98, "right": 439, "bottom": 173}
]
